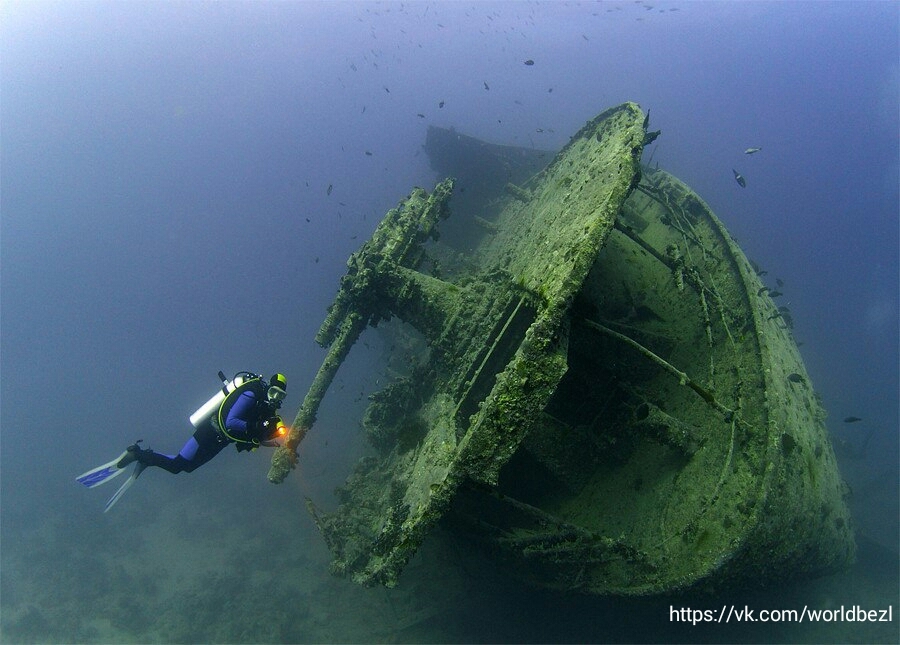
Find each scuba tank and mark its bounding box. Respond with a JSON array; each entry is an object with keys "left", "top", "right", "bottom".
[{"left": 189, "top": 371, "right": 258, "bottom": 429}]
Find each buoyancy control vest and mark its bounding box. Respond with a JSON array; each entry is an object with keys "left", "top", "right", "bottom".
[{"left": 190, "top": 371, "right": 274, "bottom": 447}]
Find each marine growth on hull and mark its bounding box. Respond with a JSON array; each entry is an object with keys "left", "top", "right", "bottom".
[{"left": 270, "top": 103, "right": 855, "bottom": 595}]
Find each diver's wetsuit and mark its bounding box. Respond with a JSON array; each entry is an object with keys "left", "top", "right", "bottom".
[{"left": 139, "top": 388, "right": 268, "bottom": 474}]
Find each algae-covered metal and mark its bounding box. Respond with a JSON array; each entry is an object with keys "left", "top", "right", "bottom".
[
  {"left": 271, "top": 103, "right": 646, "bottom": 585},
  {"left": 450, "top": 167, "right": 855, "bottom": 594},
  {"left": 272, "top": 102, "right": 854, "bottom": 594}
]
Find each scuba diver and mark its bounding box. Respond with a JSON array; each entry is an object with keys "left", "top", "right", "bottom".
[{"left": 77, "top": 371, "right": 288, "bottom": 512}]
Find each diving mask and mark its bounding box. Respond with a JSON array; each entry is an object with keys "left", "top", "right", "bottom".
[{"left": 267, "top": 385, "right": 286, "bottom": 405}]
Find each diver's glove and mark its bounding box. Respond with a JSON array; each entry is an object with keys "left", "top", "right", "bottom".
[{"left": 256, "top": 416, "right": 283, "bottom": 440}]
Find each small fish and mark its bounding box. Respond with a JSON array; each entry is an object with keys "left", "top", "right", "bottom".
[
  {"left": 417, "top": 113, "right": 425, "bottom": 118},
  {"left": 524, "top": 59, "right": 535, "bottom": 66},
  {"left": 843, "top": 416, "right": 863, "bottom": 423},
  {"left": 305, "top": 217, "right": 310, "bottom": 223},
  {"left": 733, "top": 169, "right": 746, "bottom": 187},
  {"left": 757, "top": 286, "right": 770, "bottom": 296},
  {"left": 327, "top": 184, "right": 333, "bottom": 196},
  {"left": 744, "top": 147, "right": 762, "bottom": 154},
  {"left": 786, "top": 373, "right": 805, "bottom": 384},
  {"left": 769, "top": 290, "right": 783, "bottom": 298},
  {"left": 365, "top": 151, "right": 373, "bottom": 156},
  {"left": 383, "top": 86, "right": 390, "bottom": 93},
  {"left": 438, "top": 100, "right": 445, "bottom": 108},
  {"left": 484, "top": 81, "right": 490, "bottom": 90}
]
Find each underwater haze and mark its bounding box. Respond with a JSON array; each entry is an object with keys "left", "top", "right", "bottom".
[{"left": 1, "top": 1, "right": 897, "bottom": 643}]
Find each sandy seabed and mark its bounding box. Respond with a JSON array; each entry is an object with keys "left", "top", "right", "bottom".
[{"left": 2, "top": 471, "right": 897, "bottom": 644}]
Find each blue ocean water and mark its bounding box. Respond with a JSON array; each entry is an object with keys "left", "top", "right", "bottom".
[{"left": 1, "top": 2, "right": 897, "bottom": 643}]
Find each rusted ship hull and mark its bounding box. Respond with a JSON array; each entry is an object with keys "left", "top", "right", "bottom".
[{"left": 270, "top": 103, "right": 854, "bottom": 594}]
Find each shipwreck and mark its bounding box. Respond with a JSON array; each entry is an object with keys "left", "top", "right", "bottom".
[{"left": 268, "top": 103, "right": 854, "bottom": 595}]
